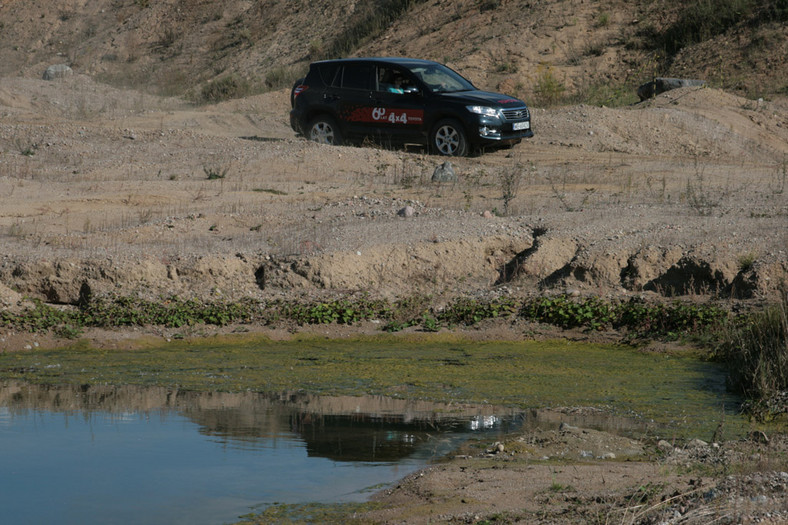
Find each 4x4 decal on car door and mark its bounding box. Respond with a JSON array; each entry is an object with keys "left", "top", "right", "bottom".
[
  {"left": 342, "top": 106, "right": 424, "bottom": 125},
  {"left": 372, "top": 107, "right": 424, "bottom": 125}
]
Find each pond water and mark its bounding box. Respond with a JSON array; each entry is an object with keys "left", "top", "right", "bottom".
[
  {"left": 0, "top": 338, "right": 750, "bottom": 524},
  {"left": 0, "top": 383, "right": 527, "bottom": 525}
]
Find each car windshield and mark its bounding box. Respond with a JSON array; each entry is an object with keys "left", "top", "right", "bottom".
[{"left": 408, "top": 64, "right": 476, "bottom": 93}]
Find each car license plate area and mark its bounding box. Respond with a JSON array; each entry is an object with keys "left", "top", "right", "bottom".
[{"left": 513, "top": 121, "right": 530, "bottom": 131}]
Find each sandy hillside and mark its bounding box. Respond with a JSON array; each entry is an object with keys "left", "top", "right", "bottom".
[{"left": 1, "top": 0, "right": 786, "bottom": 100}]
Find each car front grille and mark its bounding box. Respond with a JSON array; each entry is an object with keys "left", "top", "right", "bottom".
[{"left": 502, "top": 107, "right": 530, "bottom": 121}]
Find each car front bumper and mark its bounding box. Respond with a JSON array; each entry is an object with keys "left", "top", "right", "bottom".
[{"left": 473, "top": 115, "right": 533, "bottom": 144}]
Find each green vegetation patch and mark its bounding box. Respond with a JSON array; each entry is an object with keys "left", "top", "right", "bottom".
[
  {"left": 0, "top": 293, "right": 730, "bottom": 346},
  {"left": 713, "top": 294, "right": 788, "bottom": 421},
  {"left": 323, "top": 0, "right": 430, "bottom": 59},
  {"left": 3, "top": 293, "right": 784, "bottom": 421},
  {"left": 238, "top": 502, "right": 384, "bottom": 525},
  {"left": 196, "top": 74, "right": 253, "bottom": 104},
  {"left": 658, "top": 0, "right": 754, "bottom": 55},
  {"left": 648, "top": 0, "right": 787, "bottom": 57}
]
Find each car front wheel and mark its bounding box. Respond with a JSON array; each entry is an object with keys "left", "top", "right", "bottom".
[
  {"left": 431, "top": 119, "right": 468, "bottom": 156},
  {"left": 307, "top": 116, "right": 342, "bottom": 146}
]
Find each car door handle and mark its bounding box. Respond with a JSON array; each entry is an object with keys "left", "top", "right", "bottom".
[{"left": 323, "top": 94, "right": 339, "bottom": 102}]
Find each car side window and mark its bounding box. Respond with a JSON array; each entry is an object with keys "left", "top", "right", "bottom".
[
  {"left": 376, "top": 66, "right": 418, "bottom": 95},
  {"left": 340, "top": 64, "right": 374, "bottom": 90},
  {"left": 317, "top": 64, "right": 340, "bottom": 87}
]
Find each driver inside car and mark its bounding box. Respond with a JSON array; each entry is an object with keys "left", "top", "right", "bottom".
[{"left": 379, "top": 69, "right": 404, "bottom": 94}]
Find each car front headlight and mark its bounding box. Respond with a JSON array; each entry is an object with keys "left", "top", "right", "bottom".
[{"left": 466, "top": 105, "right": 500, "bottom": 118}]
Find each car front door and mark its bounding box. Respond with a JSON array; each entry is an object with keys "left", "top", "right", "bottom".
[{"left": 369, "top": 65, "right": 426, "bottom": 144}]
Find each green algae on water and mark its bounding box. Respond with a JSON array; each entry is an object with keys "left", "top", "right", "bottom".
[{"left": 0, "top": 335, "right": 747, "bottom": 439}]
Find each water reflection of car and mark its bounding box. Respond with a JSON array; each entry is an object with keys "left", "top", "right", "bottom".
[
  {"left": 289, "top": 57, "right": 533, "bottom": 156},
  {"left": 469, "top": 415, "right": 499, "bottom": 430}
]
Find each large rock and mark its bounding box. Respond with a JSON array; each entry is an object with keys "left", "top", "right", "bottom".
[
  {"left": 637, "top": 78, "right": 706, "bottom": 101},
  {"left": 644, "top": 254, "right": 738, "bottom": 296},
  {"left": 431, "top": 161, "right": 457, "bottom": 183},
  {"left": 397, "top": 205, "right": 415, "bottom": 218},
  {"left": 0, "top": 281, "right": 22, "bottom": 309},
  {"left": 43, "top": 64, "right": 73, "bottom": 80}
]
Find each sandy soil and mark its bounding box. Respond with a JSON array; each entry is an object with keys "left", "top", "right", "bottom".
[
  {"left": 1, "top": 74, "right": 786, "bottom": 311},
  {"left": 361, "top": 427, "right": 788, "bottom": 524}
]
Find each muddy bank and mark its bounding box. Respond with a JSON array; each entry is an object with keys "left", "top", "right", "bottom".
[{"left": 357, "top": 429, "right": 788, "bottom": 525}]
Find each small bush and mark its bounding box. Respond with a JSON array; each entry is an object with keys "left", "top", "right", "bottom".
[
  {"left": 197, "top": 75, "right": 251, "bottom": 104},
  {"left": 584, "top": 42, "right": 605, "bottom": 57},
  {"left": 532, "top": 64, "right": 566, "bottom": 107},
  {"left": 54, "top": 324, "right": 83, "bottom": 339},
  {"left": 155, "top": 27, "right": 180, "bottom": 52},
  {"left": 308, "top": 39, "right": 324, "bottom": 60},
  {"left": 595, "top": 11, "right": 610, "bottom": 27},
  {"left": 657, "top": 0, "right": 753, "bottom": 55},
  {"left": 494, "top": 59, "right": 518, "bottom": 74},
  {"left": 713, "top": 293, "right": 787, "bottom": 416},
  {"left": 479, "top": 0, "right": 500, "bottom": 13},
  {"left": 265, "top": 66, "right": 302, "bottom": 90},
  {"left": 325, "top": 0, "right": 428, "bottom": 59},
  {"left": 753, "top": 0, "right": 788, "bottom": 22},
  {"left": 499, "top": 164, "right": 524, "bottom": 216},
  {"left": 204, "top": 165, "right": 229, "bottom": 180},
  {"left": 738, "top": 252, "right": 758, "bottom": 272},
  {"left": 15, "top": 138, "right": 37, "bottom": 157},
  {"left": 578, "top": 81, "right": 639, "bottom": 107}
]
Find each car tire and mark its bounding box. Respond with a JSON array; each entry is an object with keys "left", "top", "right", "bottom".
[
  {"left": 307, "top": 115, "right": 343, "bottom": 146},
  {"left": 431, "top": 119, "right": 468, "bottom": 157}
]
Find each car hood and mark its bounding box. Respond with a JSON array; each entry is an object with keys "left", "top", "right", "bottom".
[{"left": 438, "top": 90, "right": 526, "bottom": 108}]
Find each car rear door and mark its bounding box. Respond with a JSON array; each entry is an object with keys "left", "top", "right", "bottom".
[{"left": 333, "top": 63, "right": 376, "bottom": 139}]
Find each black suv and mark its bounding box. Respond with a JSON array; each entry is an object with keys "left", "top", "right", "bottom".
[{"left": 290, "top": 57, "right": 533, "bottom": 156}]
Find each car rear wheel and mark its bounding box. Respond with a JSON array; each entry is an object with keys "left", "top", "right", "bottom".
[
  {"left": 431, "top": 119, "right": 468, "bottom": 156},
  {"left": 308, "top": 116, "right": 343, "bottom": 146}
]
